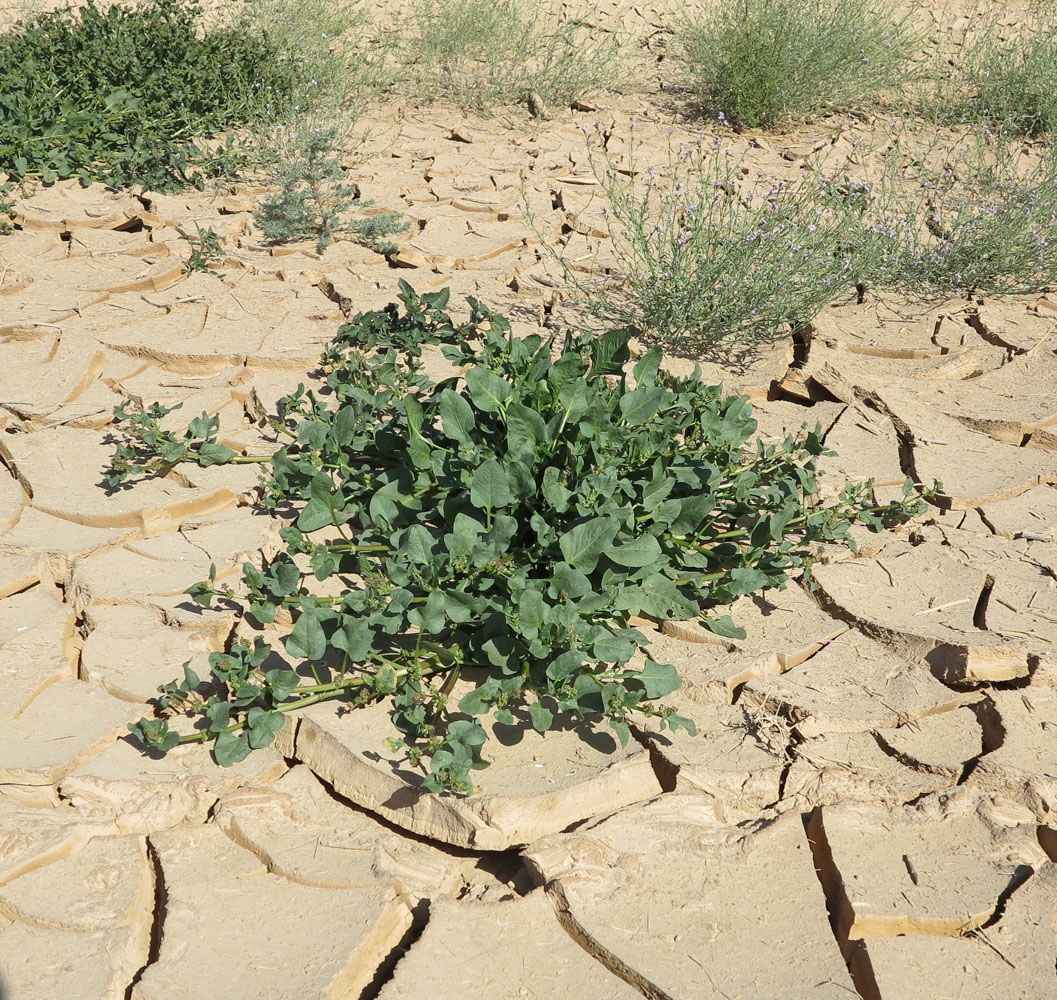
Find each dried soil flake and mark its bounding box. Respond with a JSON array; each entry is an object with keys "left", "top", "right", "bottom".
[
  {"left": 377, "top": 893, "right": 643, "bottom": 1000},
  {"left": 524, "top": 794, "right": 857, "bottom": 999},
  {"left": 130, "top": 825, "right": 413, "bottom": 1000}
]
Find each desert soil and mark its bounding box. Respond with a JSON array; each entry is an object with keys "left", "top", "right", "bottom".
[{"left": 1, "top": 1, "right": 1057, "bottom": 998}]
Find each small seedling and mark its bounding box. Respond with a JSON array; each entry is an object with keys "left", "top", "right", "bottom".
[
  {"left": 177, "top": 224, "right": 225, "bottom": 277},
  {"left": 0, "top": 181, "right": 13, "bottom": 235},
  {"left": 254, "top": 124, "right": 407, "bottom": 254}
]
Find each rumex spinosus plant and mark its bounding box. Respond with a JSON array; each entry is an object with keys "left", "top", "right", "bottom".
[
  {"left": 0, "top": 0, "right": 300, "bottom": 189},
  {"left": 116, "top": 282, "right": 926, "bottom": 794}
]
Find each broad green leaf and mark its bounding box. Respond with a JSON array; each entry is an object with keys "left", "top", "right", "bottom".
[
  {"left": 310, "top": 546, "right": 339, "bottom": 581},
  {"left": 665, "top": 713, "right": 697, "bottom": 736},
  {"left": 214, "top": 731, "right": 252, "bottom": 767},
  {"left": 197, "top": 441, "right": 233, "bottom": 466},
  {"left": 296, "top": 421, "right": 328, "bottom": 450},
  {"left": 605, "top": 534, "right": 662, "bottom": 568},
  {"left": 464, "top": 367, "right": 512, "bottom": 412},
  {"left": 372, "top": 664, "right": 398, "bottom": 694},
  {"left": 592, "top": 629, "right": 636, "bottom": 663},
  {"left": 297, "top": 496, "right": 334, "bottom": 532},
  {"left": 286, "top": 610, "right": 326, "bottom": 660},
  {"left": 505, "top": 401, "right": 548, "bottom": 457},
  {"left": 619, "top": 387, "right": 668, "bottom": 425},
  {"left": 265, "top": 668, "right": 299, "bottom": 702},
  {"left": 458, "top": 676, "right": 502, "bottom": 715},
  {"left": 633, "top": 345, "right": 662, "bottom": 386},
  {"left": 548, "top": 352, "right": 584, "bottom": 390},
  {"left": 444, "top": 589, "right": 479, "bottom": 623},
  {"left": 403, "top": 393, "right": 424, "bottom": 437},
  {"left": 609, "top": 718, "right": 631, "bottom": 747},
  {"left": 557, "top": 381, "right": 589, "bottom": 424},
  {"left": 669, "top": 494, "right": 715, "bottom": 535},
  {"left": 634, "top": 660, "right": 681, "bottom": 698},
  {"left": 409, "top": 589, "right": 446, "bottom": 633},
  {"left": 728, "top": 567, "right": 771, "bottom": 596},
  {"left": 447, "top": 512, "right": 486, "bottom": 558},
  {"left": 588, "top": 327, "right": 631, "bottom": 376},
  {"left": 558, "top": 517, "right": 620, "bottom": 573},
  {"left": 331, "top": 617, "right": 370, "bottom": 661},
  {"left": 517, "top": 588, "right": 545, "bottom": 637},
  {"left": 246, "top": 707, "right": 285, "bottom": 749},
  {"left": 541, "top": 467, "right": 572, "bottom": 512},
  {"left": 549, "top": 562, "right": 592, "bottom": 599},
  {"left": 546, "top": 649, "right": 584, "bottom": 683},
  {"left": 182, "top": 663, "right": 200, "bottom": 690},
  {"left": 205, "top": 701, "right": 232, "bottom": 733},
  {"left": 402, "top": 524, "right": 435, "bottom": 564},
  {"left": 438, "top": 389, "right": 475, "bottom": 445},
  {"left": 470, "top": 459, "right": 511, "bottom": 511},
  {"left": 528, "top": 701, "right": 554, "bottom": 733},
  {"left": 641, "top": 475, "right": 674, "bottom": 510},
  {"left": 704, "top": 615, "right": 747, "bottom": 639},
  {"left": 447, "top": 719, "right": 487, "bottom": 748},
  {"left": 265, "top": 558, "right": 300, "bottom": 597}
]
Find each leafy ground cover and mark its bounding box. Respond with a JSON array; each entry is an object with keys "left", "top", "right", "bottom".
[
  {"left": 0, "top": 0, "right": 301, "bottom": 189},
  {"left": 117, "top": 283, "right": 925, "bottom": 793}
]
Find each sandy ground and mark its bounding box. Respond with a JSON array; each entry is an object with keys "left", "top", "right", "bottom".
[{"left": 2, "top": 1, "right": 1057, "bottom": 998}]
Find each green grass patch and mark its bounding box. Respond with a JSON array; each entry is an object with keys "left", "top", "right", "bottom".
[
  {"left": 674, "top": 0, "right": 916, "bottom": 130},
  {"left": 545, "top": 131, "right": 879, "bottom": 356},
  {"left": 404, "top": 0, "right": 629, "bottom": 109},
  {"left": 940, "top": 14, "right": 1057, "bottom": 136}
]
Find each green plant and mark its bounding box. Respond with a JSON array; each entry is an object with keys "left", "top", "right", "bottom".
[
  {"left": 675, "top": 0, "right": 916, "bottom": 129},
  {"left": 230, "top": 0, "right": 397, "bottom": 116},
  {"left": 103, "top": 401, "right": 267, "bottom": 490},
  {"left": 118, "top": 282, "right": 925, "bottom": 794},
  {"left": 858, "top": 128, "right": 1057, "bottom": 296},
  {"left": 0, "top": 0, "right": 299, "bottom": 189},
  {"left": 940, "top": 14, "right": 1057, "bottom": 136},
  {"left": 177, "top": 224, "right": 225, "bottom": 277},
  {"left": 253, "top": 124, "right": 407, "bottom": 254},
  {"left": 0, "top": 180, "right": 13, "bottom": 235},
  {"left": 546, "top": 129, "right": 879, "bottom": 356},
  {"left": 405, "top": 0, "right": 629, "bottom": 109}
]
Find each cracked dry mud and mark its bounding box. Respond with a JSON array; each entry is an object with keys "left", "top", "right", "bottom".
[{"left": 3, "top": 1, "right": 1057, "bottom": 997}]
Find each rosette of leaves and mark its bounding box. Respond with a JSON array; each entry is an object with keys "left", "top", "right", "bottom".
[{"left": 124, "top": 281, "right": 925, "bottom": 793}]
